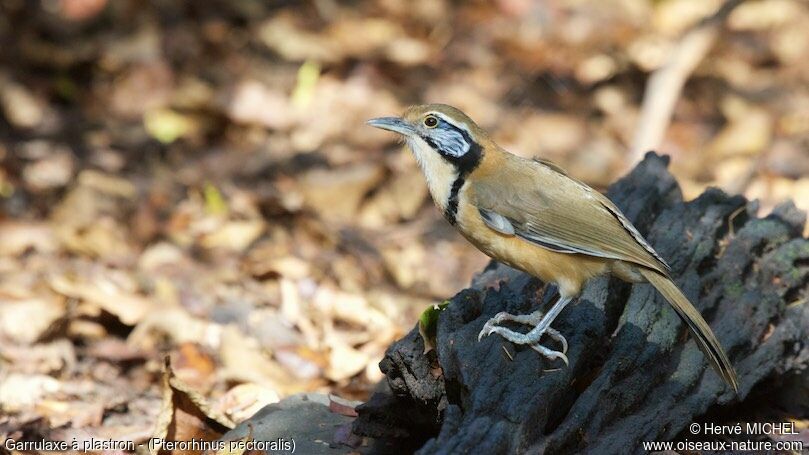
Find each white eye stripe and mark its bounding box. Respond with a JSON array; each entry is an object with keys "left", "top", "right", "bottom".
[{"left": 430, "top": 112, "right": 472, "bottom": 135}]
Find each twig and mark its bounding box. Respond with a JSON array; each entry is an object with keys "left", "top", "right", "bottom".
[
  {"left": 502, "top": 344, "right": 514, "bottom": 361},
  {"left": 630, "top": 0, "right": 747, "bottom": 164}
]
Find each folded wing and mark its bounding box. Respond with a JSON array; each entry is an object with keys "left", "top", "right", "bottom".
[{"left": 472, "top": 157, "right": 670, "bottom": 276}]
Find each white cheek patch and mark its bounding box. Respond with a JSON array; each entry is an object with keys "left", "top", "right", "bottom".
[
  {"left": 428, "top": 112, "right": 473, "bottom": 158},
  {"left": 432, "top": 129, "right": 470, "bottom": 157}
]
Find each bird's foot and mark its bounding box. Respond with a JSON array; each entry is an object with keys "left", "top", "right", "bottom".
[
  {"left": 478, "top": 311, "right": 569, "bottom": 365},
  {"left": 488, "top": 310, "right": 545, "bottom": 326}
]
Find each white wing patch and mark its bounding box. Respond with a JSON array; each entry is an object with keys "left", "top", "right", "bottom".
[{"left": 478, "top": 208, "right": 515, "bottom": 235}]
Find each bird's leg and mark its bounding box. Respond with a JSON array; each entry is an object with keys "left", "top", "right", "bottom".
[
  {"left": 480, "top": 311, "right": 568, "bottom": 353},
  {"left": 478, "top": 283, "right": 559, "bottom": 331},
  {"left": 478, "top": 296, "right": 573, "bottom": 365},
  {"left": 489, "top": 309, "right": 544, "bottom": 325},
  {"left": 542, "top": 284, "right": 560, "bottom": 305}
]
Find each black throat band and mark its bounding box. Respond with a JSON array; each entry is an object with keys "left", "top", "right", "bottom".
[
  {"left": 444, "top": 177, "right": 466, "bottom": 225},
  {"left": 434, "top": 128, "right": 483, "bottom": 225}
]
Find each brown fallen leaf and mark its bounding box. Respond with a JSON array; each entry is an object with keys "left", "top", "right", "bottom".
[
  {"left": 36, "top": 399, "right": 105, "bottom": 428},
  {"left": 358, "top": 168, "right": 428, "bottom": 228},
  {"left": 226, "top": 79, "right": 293, "bottom": 129},
  {"left": 273, "top": 347, "right": 323, "bottom": 380},
  {"left": 50, "top": 171, "right": 137, "bottom": 260},
  {"left": 49, "top": 273, "right": 153, "bottom": 326},
  {"left": 0, "top": 339, "right": 76, "bottom": 375},
  {"left": 77, "top": 170, "right": 137, "bottom": 198},
  {"left": 108, "top": 60, "right": 174, "bottom": 118},
  {"left": 22, "top": 147, "right": 75, "bottom": 192},
  {"left": 257, "top": 14, "right": 336, "bottom": 62},
  {"left": 216, "top": 383, "right": 280, "bottom": 425},
  {"left": 328, "top": 395, "right": 358, "bottom": 417},
  {"left": 58, "top": 0, "right": 108, "bottom": 21},
  {"left": 218, "top": 325, "right": 314, "bottom": 395},
  {"left": 0, "top": 373, "right": 62, "bottom": 413},
  {"left": 706, "top": 99, "right": 773, "bottom": 158},
  {"left": 0, "top": 295, "right": 65, "bottom": 344},
  {"left": 128, "top": 306, "right": 223, "bottom": 351},
  {"left": 199, "top": 220, "right": 266, "bottom": 252},
  {"left": 84, "top": 338, "right": 150, "bottom": 363},
  {"left": 56, "top": 216, "right": 135, "bottom": 260},
  {"left": 0, "top": 221, "right": 58, "bottom": 256},
  {"left": 171, "top": 342, "right": 217, "bottom": 391},
  {"left": 299, "top": 163, "right": 386, "bottom": 222},
  {"left": 325, "top": 342, "right": 369, "bottom": 382},
  {"left": 151, "top": 357, "right": 234, "bottom": 455},
  {"left": 0, "top": 77, "right": 46, "bottom": 129}
]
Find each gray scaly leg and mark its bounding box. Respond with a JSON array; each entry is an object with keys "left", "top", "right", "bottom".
[{"left": 478, "top": 296, "right": 573, "bottom": 365}]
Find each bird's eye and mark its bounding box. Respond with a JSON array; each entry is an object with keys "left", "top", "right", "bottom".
[{"left": 423, "top": 115, "right": 438, "bottom": 128}]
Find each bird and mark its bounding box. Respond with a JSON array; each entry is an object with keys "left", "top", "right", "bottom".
[{"left": 367, "top": 103, "right": 738, "bottom": 392}]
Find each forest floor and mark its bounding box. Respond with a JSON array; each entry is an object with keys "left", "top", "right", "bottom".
[{"left": 0, "top": 0, "right": 807, "bottom": 448}]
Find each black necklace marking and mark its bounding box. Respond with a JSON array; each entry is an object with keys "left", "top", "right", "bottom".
[
  {"left": 444, "top": 176, "right": 466, "bottom": 225},
  {"left": 421, "top": 124, "right": 483, "bottom": 225}
]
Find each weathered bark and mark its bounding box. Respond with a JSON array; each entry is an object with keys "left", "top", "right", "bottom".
[{"left": 353, "top": 153, "right": 809, "bottom": 454}]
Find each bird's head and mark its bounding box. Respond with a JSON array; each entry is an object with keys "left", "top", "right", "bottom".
[{"left": 367, "top": 104, "right": 486, "bottom": 175}]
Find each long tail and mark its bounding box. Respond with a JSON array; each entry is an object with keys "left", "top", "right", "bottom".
[{"left": 639, "top": 269, "right": 739, "bottom": 392}]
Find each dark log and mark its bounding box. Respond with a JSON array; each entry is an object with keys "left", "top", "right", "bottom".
[{"left": 353, "top": 153, "right": 809, "bottom": 454}]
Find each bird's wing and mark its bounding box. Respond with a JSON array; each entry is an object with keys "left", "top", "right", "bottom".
[{"left": 471, "top": 157, "right": 670, "bottom": 275}]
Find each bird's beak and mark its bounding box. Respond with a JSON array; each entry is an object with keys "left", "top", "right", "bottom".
[{"left": 367, "top": 117, "right": 415, "bottom": 136}]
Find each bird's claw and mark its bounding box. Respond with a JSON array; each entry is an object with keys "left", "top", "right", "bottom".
[
  {"left": 478, "top": 311, "right": 519, "bottom": 340},
  {"left": 545, "top": 328, "right": 568, "bottom": 354},
  {"left": 478, "top": 319, "right": 498, "bottom": 341},
  {"left": 477, "top": 313, "right": 569, "bottom": 364},
  {"left": 491, "top": 311, "right": 515, "bottom": 324},
  {"left": 530, "top": 342, "right": 569, "bottom": 366}
]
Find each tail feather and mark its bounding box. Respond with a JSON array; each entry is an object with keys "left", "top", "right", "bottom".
[{"left": 639, "top": 269, "right": 739, "bottom": 393}]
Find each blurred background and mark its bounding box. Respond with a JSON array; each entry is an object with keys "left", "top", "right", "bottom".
[{"left": 0, "top": 0, "right": 807, "bottom": 444}]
